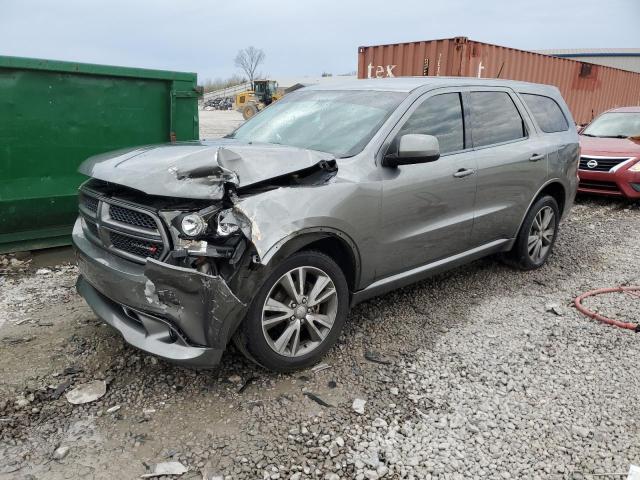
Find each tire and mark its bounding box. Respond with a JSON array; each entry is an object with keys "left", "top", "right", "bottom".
[
  {"left": 504, "top": 195, "right": 560, "bottom": 270},
  {"left": 242, "top": 103, "right": 258, "bottom": 120},
  {"left": 238, "top": 251, "right": 349, "bottom": 372}
]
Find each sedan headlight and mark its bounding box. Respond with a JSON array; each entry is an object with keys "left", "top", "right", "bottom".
[
  {"left": 180, "top": 213, "right": 207, "bottom": 237},
  {"left": 629, "top": 160, "right": 640, "bottom": 172}
]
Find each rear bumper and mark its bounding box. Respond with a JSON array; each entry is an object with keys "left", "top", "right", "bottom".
[
  {"left": 578, "top": 168, "right": 640, "bottom": 199},
  {"left": 72, "top": 218, "right": 247, "bottom": 368}
]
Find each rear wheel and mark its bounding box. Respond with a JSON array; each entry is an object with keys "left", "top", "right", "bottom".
[
  {"left": 504, "top": 195, "right": 560, "bottom": 270},
  {"left": 238, "top": 251, "right": 349, "bottom": 372}
]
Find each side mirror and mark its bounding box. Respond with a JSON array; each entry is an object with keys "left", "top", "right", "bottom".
[{"left": 383, "top": 134, "right": 440, "bottom": 167}]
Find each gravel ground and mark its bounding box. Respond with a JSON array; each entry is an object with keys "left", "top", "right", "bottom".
[{"left": 1, "top": 196, "right": 638, "bottom": 480}]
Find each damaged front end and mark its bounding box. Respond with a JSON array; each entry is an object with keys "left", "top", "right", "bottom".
[{"left": 73, "top": 143, "right": 338, "bottom": 368}]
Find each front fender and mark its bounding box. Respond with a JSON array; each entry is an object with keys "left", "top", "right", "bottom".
[{"left": 231, "top": 181, "right": 377, "bottom": 286}]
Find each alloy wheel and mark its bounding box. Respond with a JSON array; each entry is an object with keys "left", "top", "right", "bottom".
[
  {"left": 261, "top": 266, "right": 338, "bottom": 357},
  {"left": 528, "top": 206, "right": 555, "bottom": 263}
]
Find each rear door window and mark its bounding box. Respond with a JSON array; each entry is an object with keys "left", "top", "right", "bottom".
[
  {"left": 521, "top": 94, "right": 569, "bottom": 133},
  {"left": 469, "top": 91, "right": 526, "bottom": 147},
  {"left": 396, "top": 93, "right": 465, "bottom": 155}
]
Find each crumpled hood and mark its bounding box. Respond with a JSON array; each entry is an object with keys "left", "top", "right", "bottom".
[{"left": 79, "top": 139, "right": 335, "bottom": 199}]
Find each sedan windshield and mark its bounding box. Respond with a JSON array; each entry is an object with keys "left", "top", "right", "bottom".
[
  {"left": 582, "top": 112, "right": 640, "bottom": 138},
  {"left": 229, "top": 90, "right": 406, "bottom": 157}
]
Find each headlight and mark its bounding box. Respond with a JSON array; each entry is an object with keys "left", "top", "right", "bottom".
[
  {"left": 216, "top": 210, "right": 240, "bottom": 236},
  {"left": 629, "top": 161, "right": 640, "bottom": 172},
  {"left": 180, "top": 213, "right": 206, "bottom": 237}
]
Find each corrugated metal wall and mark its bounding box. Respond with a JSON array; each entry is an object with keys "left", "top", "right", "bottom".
[{"left": 358, "top": 37, "right": 640, "bottom": 124}]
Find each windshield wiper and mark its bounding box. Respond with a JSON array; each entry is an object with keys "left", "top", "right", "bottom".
[{"left": 580, "top": 133, "right": 628, "bottom": 138}]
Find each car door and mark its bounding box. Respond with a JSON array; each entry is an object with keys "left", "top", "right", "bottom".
[
  {"left": 465, "top": 88, "right": 551, "bottom": 245},
  {"left": 376, "top": 90, "right": 478, "bottom": 279}
]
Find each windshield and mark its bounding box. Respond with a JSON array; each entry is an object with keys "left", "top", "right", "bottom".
[
  {"left": 582, "top": 112, "right": 640, "bottom": 138},
  {"left": 229, "top": 90, "right": 406, "bottom": 157}
]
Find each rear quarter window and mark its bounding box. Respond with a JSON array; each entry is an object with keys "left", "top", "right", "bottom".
[{"left": 521, "top": 93, "right": 569, "bottom": 133}]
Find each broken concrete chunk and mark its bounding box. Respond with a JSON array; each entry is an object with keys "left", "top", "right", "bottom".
[
  {"left": 65, "top": 380, "right": 106, "bottom": 405},
  {"left": 545, "top": 302, "right": 564, "bottom": 316},
  {"left": 372, "top": 418, "right": 388, "bottom": 428},
  {"left": 364, "top": 350, "right": 393, "bottom": 365},
  {"left": 141, "top": 461, "right": 188, "bottom": 478},
  {"left": 15, "top": 395, "right": 32, "bottom": 409},
  {"left": 106, "top": 405, "right": 121, "bottom": 414},
  {"left": 352, "top": 398, "right": 366, "bottom": 415},
  {"left": 311, "top": 363, "right": 331, "bottom": 373},
  {"left": 52, "top": 446, "right": 70, "bottom": 460}
]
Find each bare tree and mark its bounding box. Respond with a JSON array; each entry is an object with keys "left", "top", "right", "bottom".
[{"left": 234, "top": 46, "right": 266, "bottom": 87}]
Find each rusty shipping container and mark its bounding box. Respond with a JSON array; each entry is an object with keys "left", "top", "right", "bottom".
[{"left": 357, "top": 37, "right": 640, "bottom": 124}]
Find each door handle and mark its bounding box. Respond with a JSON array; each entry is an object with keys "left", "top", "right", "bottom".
[
  {"left": 453, "top": 168, "right": 476, "bottom": 178},
  {"left": 529, "top": 153, "right": 545, "bottom": 162}
]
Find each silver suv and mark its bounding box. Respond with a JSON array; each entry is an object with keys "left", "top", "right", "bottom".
[{"left": 73, "top": 78, "right": 579, "bottom": 371}]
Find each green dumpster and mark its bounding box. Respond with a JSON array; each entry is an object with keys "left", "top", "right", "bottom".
[{"left": 0, "top": 56, "right": 200, "bottom": 253}]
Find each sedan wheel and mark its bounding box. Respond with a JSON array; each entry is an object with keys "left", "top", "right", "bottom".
[{"left": 262, "top": 266, "right": 338, "bottom": 357}]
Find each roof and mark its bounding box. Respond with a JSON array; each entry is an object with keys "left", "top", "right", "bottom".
[
  {"left": 303, "top": 76, "right": 552, "bottom": 93},
  {"left": 537, "top": 48, "right": 640, "bottom": 58},
  {"left": 607, "top": 106, "right": 640, "bottom": 113}
]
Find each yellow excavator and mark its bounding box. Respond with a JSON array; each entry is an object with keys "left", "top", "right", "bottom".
[{"left": 235, "top": 80, "right": 282, "bottom": 120}]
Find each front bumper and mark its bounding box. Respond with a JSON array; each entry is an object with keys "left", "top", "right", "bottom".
[
  {"left": 72, "top": 218, "right": 247, "bottom": 368},
  {"left": 578, "top": 167, "right": 640, "bottom": 199}
]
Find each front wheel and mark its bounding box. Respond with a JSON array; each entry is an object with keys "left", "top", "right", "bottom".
[
  {"left": 242, "top": 103, "right": 258, "bottom": 120},
  {"left": 237, "top": 251, "right": 349, "bottom": 372},
  {"left": 505, "top": 195, "right": 560, "bottom": 270}
]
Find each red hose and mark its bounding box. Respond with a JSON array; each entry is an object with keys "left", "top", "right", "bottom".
[{"left": 574, "top": 286, "right": 640, "bottom": 331}]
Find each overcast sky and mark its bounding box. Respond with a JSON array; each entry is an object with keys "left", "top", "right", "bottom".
[{"left": 2, "top": 0, "right": 639, "bottom": 82}]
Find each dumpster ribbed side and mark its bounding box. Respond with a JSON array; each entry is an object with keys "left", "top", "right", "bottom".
[{"left": 0, "top": 56, "right": 199, "bottom": 253}]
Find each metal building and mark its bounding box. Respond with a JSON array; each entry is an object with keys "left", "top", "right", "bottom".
[{"left": 537, "top": 49, "right": 640, "bottom": 74}]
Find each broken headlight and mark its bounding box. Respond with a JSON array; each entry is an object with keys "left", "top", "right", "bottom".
[
  {"left": 216, "top": 209, "right": 240, "bottom": 237},
  {"left": 181, "top": 213, "right": 207, "bottom": 237}
]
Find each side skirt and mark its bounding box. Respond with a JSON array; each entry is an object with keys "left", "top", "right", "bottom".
[{"left": 350, "top": 238, "right": 513, "bottom": 307}]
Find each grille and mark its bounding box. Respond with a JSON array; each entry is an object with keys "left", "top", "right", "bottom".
[
  {"left": 80, "top": 193, "right": 99, "bottom": 213},
  {"left": 579, "top": 156, "right": 629, "bottom": 172},
  {"left": 579, "top": 180, "right": 620, "bottom": 192},
  {"left": 78, "top": 188, "right": 169, "bottom": 263},
  {"left": 109, "top": 205, "right": 157, "bottom": 230},
  {"left": 110, "top": 231, "right": 164, "bottom": 260}
]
